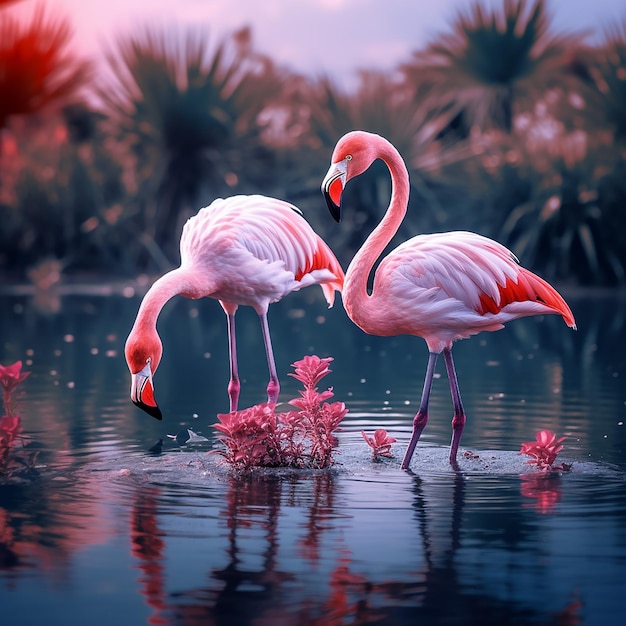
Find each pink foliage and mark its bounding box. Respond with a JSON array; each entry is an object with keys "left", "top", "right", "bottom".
[
  {"left": 1, "top": 361, "right": 31, "bottom": 477},
  {"left": 213, "top": 356, "right": 348, "bottom": 470},
  {"left": 0, "top": 414, "right": 22, "bottom": 446},
  {"left": 1, "top": 360, "right": 30, "bottom": 415},
  {"left": 0, "top": 361, "right": 31, "bottom": 393},
  {"left": 361, "top": 429, "right": 396, "bottom": 460},
  {"left": 520, "top": 430, "right": 569, "bottom": 472}
]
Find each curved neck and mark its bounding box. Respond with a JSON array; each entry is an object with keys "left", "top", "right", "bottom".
[
  {"left": 344, "top": 142, "right": 410, "bottom": 316},
  {"left": 131, "top": 267, "right": 205, "bottom": 333}
]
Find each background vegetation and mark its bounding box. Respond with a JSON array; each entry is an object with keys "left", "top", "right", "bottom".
[{"left": 0, "top": 0, "right": 625, "bottom": 286}]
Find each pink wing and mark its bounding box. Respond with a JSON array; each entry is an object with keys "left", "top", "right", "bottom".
[
  {"left": 180, "top": 195, "right": 344, "bottom": 305},
  {"left": 378, "top": 231, "right": 575, "bottom": 327}
]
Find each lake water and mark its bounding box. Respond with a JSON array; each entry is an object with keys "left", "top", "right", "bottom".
[{"left": 1, "top": 285, "right": 625, "bottom": 625}]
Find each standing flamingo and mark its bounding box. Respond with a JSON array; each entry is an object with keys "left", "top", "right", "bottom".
[
  {"left": 125, "top": 195, "right": 344, "bottom": 420},
  {"left": 321, "top": 131, "right": 576, "bottom": 468}
]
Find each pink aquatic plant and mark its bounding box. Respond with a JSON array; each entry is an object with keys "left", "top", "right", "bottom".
[
  {"left": 0, "top": 360, "right": 31, "bottom": 414},
  {"left": 213, "top": 356, "right": 348, "bottom": 470},
  {"left": 361, "top": 429, "right": 396, "bottom": 460},
  {"left": 520, "top": 430, "right": 569, "bottom": 472},
  {"left": 0, "top": 361, "right": 31, "bottom": 477}
]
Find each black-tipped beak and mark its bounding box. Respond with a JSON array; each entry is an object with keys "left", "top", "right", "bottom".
[
  {"left": 323, "top": 187, "right": 342, "bottom": 223},
  {"left": 133, "top": 398, "right": 163, "bottom": 420},
  {"left": 130, "top": 362, "right": 162, "bottom": 420},
  {"left": 321, "top": 161, "right": 347, "bottom": 223}
]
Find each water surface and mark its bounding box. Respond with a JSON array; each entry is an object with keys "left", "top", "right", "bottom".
[{"left": 1, "top": 287, "right": 625, "bottom": 625}]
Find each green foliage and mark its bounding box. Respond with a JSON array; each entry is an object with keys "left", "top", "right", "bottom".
[
  {"left": 0, "top": 118, "right": 130, "bottom": 276},
  {"left": 499, "top": 152, "right": 626, "bottom": 285}
]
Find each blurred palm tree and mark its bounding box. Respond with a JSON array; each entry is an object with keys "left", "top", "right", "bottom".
[
  {"left": 0, "top": 4, "right": 90, "bottom": 138},
  {"left": 574, "top": 21, "right": 626, "bottom": 142},
  {"left": 100, "top": 25, "right": 286, "bottom": 268},
  {"left": 402, "top": 0, "right": 582, "bottom": 134}
]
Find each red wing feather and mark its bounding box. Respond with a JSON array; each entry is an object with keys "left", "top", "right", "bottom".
[{"left": 478, "top": 268, "right": 575, "bottom": 328}]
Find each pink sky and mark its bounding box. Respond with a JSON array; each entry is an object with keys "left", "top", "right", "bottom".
[{"left": 8, "top": 0, "right": 626, "bottom": 88}]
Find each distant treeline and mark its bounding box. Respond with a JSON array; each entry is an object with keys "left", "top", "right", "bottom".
[{"left": 1, "top": 0, "right": 625, "bottom": 286}]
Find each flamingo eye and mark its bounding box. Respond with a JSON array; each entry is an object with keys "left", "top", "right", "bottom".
[{"left": 346, "top": 155, "right": 352, "bottom": 161}]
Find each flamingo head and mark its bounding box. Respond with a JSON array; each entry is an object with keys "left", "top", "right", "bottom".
[
  {"left": 321, "top": 130, "right": 381, "bottom": 222},
  {"left": 124, "top": 328, "right": 163, "bottom": 420}
]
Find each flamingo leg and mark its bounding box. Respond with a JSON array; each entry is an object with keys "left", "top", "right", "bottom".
[
  {"left": 401, "top": 352, "right": 438, "bottom": 470},
  {"left": 258, "top": 312, "right": 280, "bottom": 405},
  {"left": 226, "top": 311, "right": 240, "bottom": 412},
  {"left": 443, "top": 347, "right": 466, "bottom": 463}
]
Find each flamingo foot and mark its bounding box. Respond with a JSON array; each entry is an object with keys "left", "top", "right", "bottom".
[
  {"left": 449, "top": 411, "right": 466, "bottom": 463},
  {"left": 400, "top": 410, "right": 428, "bottom": 470},
  {"left": 266, "top": 379, "right": 279, "bottom": 406},
  {"left": 228, "top": 379, "right": 240, "bottom": 413}
]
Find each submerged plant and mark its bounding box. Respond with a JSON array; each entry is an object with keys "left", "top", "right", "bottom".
[
  {"left": 520, "top": 429, "right": 570, "bottom": 471},
  {"left": 212, "top": 356, "right": 348, "bottom": 470},
  {"left": 361, "top": 429, "right": 396, "bottom": 461}
]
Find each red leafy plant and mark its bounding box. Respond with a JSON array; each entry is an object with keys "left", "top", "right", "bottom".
[
  {"left": 1, "top": 360, "right": 30, "bottom": 415},
  {"left": 361, "top": 429, "right": 396, "bottom": 460},
  {"left": 0, "top": 361, "right": 32, "bottom": 477},
  {"left": 212, "top": 356, "right": 348, "bottom": 470},
  {"left": 520, "top": 430, "right": 570, "bottom": 472}
]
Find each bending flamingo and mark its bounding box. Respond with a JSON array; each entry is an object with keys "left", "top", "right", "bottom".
[
  {"left": 125, "top": 194, "right": 344, "bottom": 420},
  {"left": 321, "top": 131, "right": 576, "bottom": 468}
]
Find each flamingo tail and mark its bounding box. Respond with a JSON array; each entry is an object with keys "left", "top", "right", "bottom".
[{"left": 479, "top": 268, "right": 576, "bottom": 329}]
